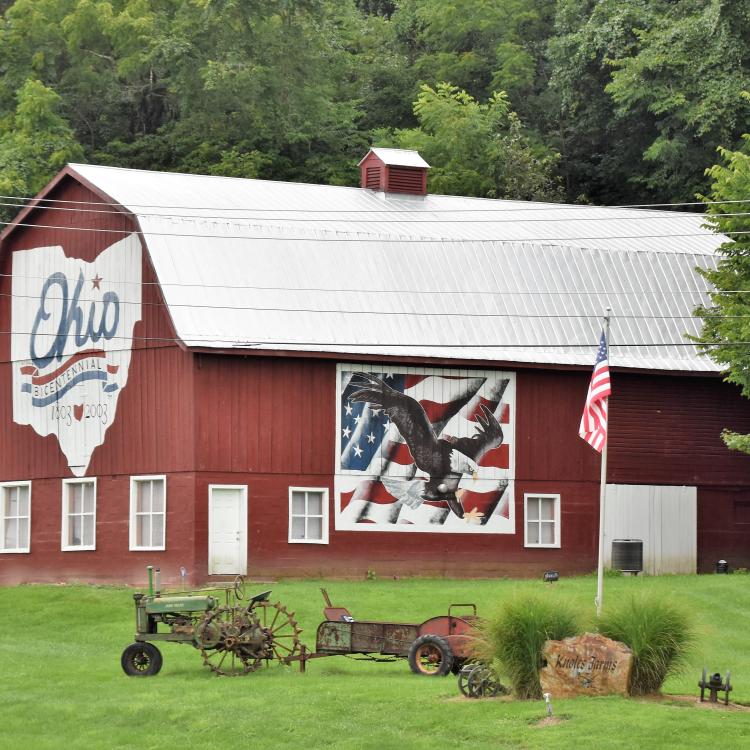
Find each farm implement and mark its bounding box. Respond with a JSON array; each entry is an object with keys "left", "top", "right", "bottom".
[
  {"left": 120, "top": 567, "right": 301, "bottom": 676},
  {"left": 121, "top": 568, "right": 482, "bottom": 678},
  {"left": 297, "top": 588, "right": 479, "bottom": 676}
]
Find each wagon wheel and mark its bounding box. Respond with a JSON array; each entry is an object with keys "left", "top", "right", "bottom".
[
  {"left": 197, "top": 606, "right": 265, "bottom": 676},
  {"left": 457, "top": 663, "right": 480, "bottom": 697},
  {"left": 467, "top": 665, "right": 507, "bottom": 697},
  {"left": 251, "top": 600, "right": 303, "bottom": 664},
  {"left": 408, "top": 634, "right": 454, "bottom": 676}
]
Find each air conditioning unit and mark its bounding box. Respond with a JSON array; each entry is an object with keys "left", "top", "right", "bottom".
[{"left": 612, "top": 539, "right": 643, "bottom": 574}]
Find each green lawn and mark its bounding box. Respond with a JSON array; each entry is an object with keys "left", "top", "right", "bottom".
[{"left": 2, "top": 575, "right": 749, "bottom": 749}]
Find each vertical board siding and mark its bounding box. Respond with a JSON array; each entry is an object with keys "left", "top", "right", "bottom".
[
  {"left": 697, "top": 486, "right": 750, "bottom": 572},
  {"left": 194, "top": 355, "right": 335, "bottom": 476},
  {"left": 603, "top": 484, "right": 697, "bottom": 574},
  {"left": 0, "top": 472, "right": 196, "bottom": 586},
  {"left": 0, "top": 177, "right": 194, "bottom": 479}
]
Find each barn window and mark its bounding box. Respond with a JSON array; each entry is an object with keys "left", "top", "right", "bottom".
[
  {"left": 61, "top": 479, "right": 97, "bottom": 551},
  {"left": 130, "top": 476, "right": 166, "bottom": 551},
  {"left": 0, "top": 482, "right": 31, "bottom": 553},
  {"left": 524, "top": 494, "right": 560, "bottom": 548},
  {"left": 288, "top": 487, "right": 329, "bottom": 544}
]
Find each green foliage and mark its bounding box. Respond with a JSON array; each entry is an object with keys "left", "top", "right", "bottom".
[
  {"left": 0, "top": 0, "right": 748, "bottom": 205},
  {"left": 386, "top": 82, "right": 562, "bottom": 200},
  {"left": 597, "top": 594, "right": 694, "bottom": 695},
  {"left": 477, "top": 593, "right": 578, "bottom": 699},
  {"left": 549, "top": 0, "right": 750, "bottom": 204},
  {"left": 694, "top": 131, "right": 750, "bottom": 453},
  {"left": 0, "top": 78, "right": 83, "bottom": 220}
]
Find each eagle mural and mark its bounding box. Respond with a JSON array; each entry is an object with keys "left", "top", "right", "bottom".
[{"left": 335, "top": 366, "right": 516, "bottom": 534}]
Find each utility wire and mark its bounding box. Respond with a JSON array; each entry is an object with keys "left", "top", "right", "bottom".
[
  {"left": 0, "top": 199, "right": 742, "bottom": 224},
  {"left": 0, "top": 290, "right": 738, "bottom": 320},
  {"left": 3, "top": 191, "right": 750, "bottom": 212},
  {"left": 1, "top": 218, "right": 744, "bottom": 242},
  {"left": 0, "top": 271, "right": 723, "bottom": 296}
]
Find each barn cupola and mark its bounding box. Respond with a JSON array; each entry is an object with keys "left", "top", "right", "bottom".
[{"left": 358, "top": 148, "right": 430, "bottom": 195}]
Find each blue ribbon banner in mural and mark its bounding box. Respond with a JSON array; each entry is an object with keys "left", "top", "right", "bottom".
[
  {"left": 335, "top": 365, "right": 515, "bottom": 534},
  {"left": 11, "top": 235, "right": 142, "bottom": 476}
]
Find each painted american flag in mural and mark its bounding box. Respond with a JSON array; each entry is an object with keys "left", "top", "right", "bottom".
[{"left": 334, "top": 365, "right": 515, "bottom": 534}]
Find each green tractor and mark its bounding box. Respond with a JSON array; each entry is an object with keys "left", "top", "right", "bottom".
[{"left": 121, "top": 567, "right": 301, "bottom": 676}]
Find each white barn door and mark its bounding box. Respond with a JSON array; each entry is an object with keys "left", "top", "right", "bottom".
[
  {"left": 604, "top": 484, "right": 697, "bottom": 574},
  {"left": 208, "top": 485, "right": 247, "bottom": 575}
]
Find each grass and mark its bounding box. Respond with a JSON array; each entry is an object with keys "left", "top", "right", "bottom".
[
  {"left": 477, "top": 593, "right": 579, "bottom": 698},
  {"left": 2, "top": 575, "right": 750, "bottom": 749},
  {"left": 598, "top": 593, "right": 694, "bottom": 694}
]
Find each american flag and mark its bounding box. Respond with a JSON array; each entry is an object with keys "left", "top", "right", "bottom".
[
  {"left": 336, "top": 369, "right": 514, "bottom": 532},
  {"left": 579, "top": 331, "right": 611, "bottom": 452}
]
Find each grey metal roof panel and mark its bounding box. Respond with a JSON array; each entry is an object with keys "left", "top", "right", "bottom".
[{"left": 68, "top": 164, "right": 725, "bottom": 372}]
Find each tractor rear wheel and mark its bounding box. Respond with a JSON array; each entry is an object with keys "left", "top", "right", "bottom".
[
  {"left": 121, "top": 642, "right": 163, "bottom": 677},
  {"left": 408, "top": 634, "right": 454, "bottom": 676}
]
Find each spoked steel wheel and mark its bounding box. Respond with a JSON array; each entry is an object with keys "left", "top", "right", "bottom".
[
  {"left": 252, "top": 600, "right": 303, "bottom": 664},
  {"left": 197, "top": 606, "right": 265, "bottom": 676}
]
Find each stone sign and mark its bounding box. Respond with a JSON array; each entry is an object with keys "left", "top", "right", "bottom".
[{"left": 539, "top": 633, "right": 632, "bottom": 697}]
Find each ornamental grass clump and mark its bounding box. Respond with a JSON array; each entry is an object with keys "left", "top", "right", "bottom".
[
  {"left": 477, "top": 594, "right": 578, "bottom": 699},
  {"left": 597, "top": 594, "right": 694, "bottom": 695}
]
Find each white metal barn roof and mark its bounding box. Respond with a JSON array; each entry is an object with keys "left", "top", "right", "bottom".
[{"left": 70, "top": 163, "right": 725, "bottom": 372}]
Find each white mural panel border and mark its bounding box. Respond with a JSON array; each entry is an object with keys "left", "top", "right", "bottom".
[
  {"left": 334, "top": 363, "right": 516, "bottom": 534},
  {"left": 12, "top": 234, "right": 142, "bottom": 476}
]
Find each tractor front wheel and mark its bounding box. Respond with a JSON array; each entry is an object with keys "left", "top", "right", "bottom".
[
  {"left": 121, "top": 642, "right": 163, "bottom": 677},
  {"left": 408, "top": 634, "right": 454, "bottom": 676}
]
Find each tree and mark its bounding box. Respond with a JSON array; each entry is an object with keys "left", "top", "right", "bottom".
[
  {"left": 383, "top": 82, "right": 562, "bottom": 201},
  {"left": 0, "top": 78, "right": 84, "bottom": 221},
  {"left": 695, "top": 131, "right": 750, "bottom": 453},
  {"left": 549, "top": 0, "right": 750, "bottom": 204}
]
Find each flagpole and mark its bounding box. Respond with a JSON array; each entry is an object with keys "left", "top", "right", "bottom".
[{"left": 595, "top": 309, "right": 611, "bottom": 618}]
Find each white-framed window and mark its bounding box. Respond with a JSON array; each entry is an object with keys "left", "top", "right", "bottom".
[
  {"left": 61, "top": 478, "right": 97, "bottom": 551},
  {"left": 130, "top": 475, "right": 166, "bottom": 551},
  {"left": 524, "top": 493, "right": 561, "bottom": 548},
  {"left": 1, "top": 481, "right": 31, "bottom": 553},
  {"left": 288, "top": 487, "right": 329, "bottom": 544}
]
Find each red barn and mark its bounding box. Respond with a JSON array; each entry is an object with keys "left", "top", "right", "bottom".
[{"left": 1, "top": 150, "right": 748, "bottom": 585}]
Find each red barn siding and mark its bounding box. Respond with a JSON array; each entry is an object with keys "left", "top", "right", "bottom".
[
  {"left": 193, "top": 355, "right": 334, "bottom": 475},
  {"left": 697, "top": 486, "right": 750, "bottom": 572},
  {"left": 0, "top": 472, "right": 197, "bottom": 586},
  {"left": 2, "top": 175, "right": 749, "bottom": 582},
  {"left": 0, "top": 177, "right": 194, "bottom": 480}
]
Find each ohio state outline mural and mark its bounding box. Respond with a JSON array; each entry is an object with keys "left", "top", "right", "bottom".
[
  {"left": 11, "top": 235, "right": 142, "bottom": 476},
  {"left": 335, "top": 364, "right": 516, "bottom": 533}
]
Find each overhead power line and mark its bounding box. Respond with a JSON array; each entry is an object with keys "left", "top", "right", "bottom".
[
  {"left": 1, "top": 271, "right": 723, "bottom": 296},
  {"left": 0, "top": 199, "right": 743, "bottom": 224},
  {"left": 0, "top": 218, "right": 744, "bottom": 243},
  {"left": 1, "top": 330, "right": 741, "bottom": 348},
  {"left": 3, "top": 191, "right": 750, "bottom": 212},
  {"left": 2, "top": 289, "right": 741, "bottom": 319}
]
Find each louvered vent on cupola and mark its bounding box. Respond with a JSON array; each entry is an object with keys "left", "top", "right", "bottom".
[{"left": 358, "top": 148, "right": 430, "bottom": 196}]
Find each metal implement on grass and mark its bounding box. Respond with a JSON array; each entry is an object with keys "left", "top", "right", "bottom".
[
  {"left": 457, "top": 663, "right": 508, "bottom": 698},
  {"left": 290, "top": 589, "right": 480, "bottom": 676},
  {"left": 121, "top": 566, "right": 301, "bottom": 676}
]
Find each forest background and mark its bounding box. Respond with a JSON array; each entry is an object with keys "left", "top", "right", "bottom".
[{"left": 1, "top": 0, "right": 749, "bottom": 210}]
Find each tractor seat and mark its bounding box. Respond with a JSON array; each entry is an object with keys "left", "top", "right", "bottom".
[{"left": 250, "top": 590, "right": 271, "bottom": 604}]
